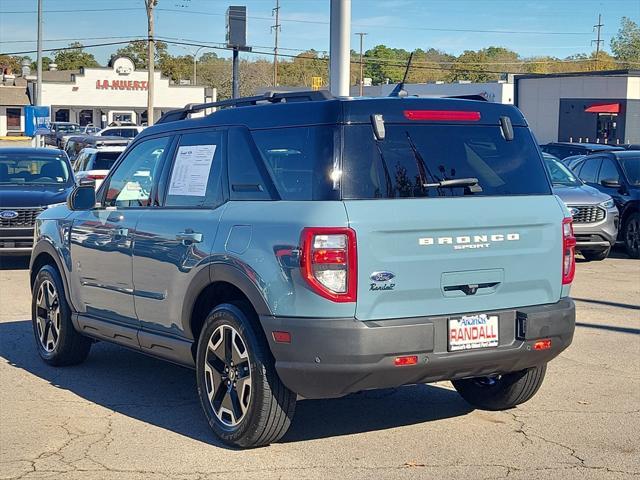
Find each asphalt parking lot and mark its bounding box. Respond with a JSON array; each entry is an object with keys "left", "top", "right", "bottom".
[{"left": 1, "top": 251, "right": 638, "bottom": 480}]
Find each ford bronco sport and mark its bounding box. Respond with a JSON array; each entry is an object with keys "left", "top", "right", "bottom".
[{"left": 30, "top": 91, "right": 576, "bottom": 448}]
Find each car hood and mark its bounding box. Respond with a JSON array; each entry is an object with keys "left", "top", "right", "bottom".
[
  {"left": 552, "top": 184, "right": 610, "bottom": 205},
  {"left": 0, "top": 185, "right": 73, "bottom": 208}
]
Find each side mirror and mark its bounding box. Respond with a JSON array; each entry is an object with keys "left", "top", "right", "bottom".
[
  {"left": 601, "top": 178, "right": 621, "bottom": 188},
  {"left": 67, "top": 184, "right": 96, "bottom": 211}
]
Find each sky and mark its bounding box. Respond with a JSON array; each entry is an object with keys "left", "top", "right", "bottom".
[{"left": 1, "top": 0, "right": 639, "bottom": 64}]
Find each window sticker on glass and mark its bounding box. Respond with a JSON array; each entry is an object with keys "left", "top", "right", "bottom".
[{"left": 168, "top": 144, "right": 217, "bottom": 197}]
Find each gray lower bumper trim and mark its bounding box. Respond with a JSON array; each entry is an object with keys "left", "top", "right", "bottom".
[{"left": 261, "top": 298, "right": 575, "bottom": 399}]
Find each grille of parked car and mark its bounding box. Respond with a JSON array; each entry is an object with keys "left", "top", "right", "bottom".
[
  {"left": 0, "top": 208, "right": 44, "bottom": 228},
  {"left": 570, "top": 205, "right": 606, "bottom": 224}
]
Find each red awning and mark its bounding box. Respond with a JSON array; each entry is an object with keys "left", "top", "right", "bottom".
[{"left": 585, "top": 103, "right": 620, "bottom": 113}]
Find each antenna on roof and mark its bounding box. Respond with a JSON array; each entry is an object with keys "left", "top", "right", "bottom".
[{"left": 389, "top": 51, "right": 414, "bottom": 98}]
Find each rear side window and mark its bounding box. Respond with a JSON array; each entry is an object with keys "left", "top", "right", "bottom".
[
  {"left": 91, "top": 152, "right": 121, "bottom": 170},
  {"left": 578, "top": 158, "right": 602, "bottom": 183},
  {"left": 598, "top": 158, "right": 620, "bottom": 183},
  {"left": 251, "top": 126, "right": 339, "bottom": 200},
  {"left": 342, "top": 124, "right": 551, "bottom": 199}
]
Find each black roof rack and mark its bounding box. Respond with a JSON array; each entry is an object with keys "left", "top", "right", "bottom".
[
  {"left": 156, "top": 90, "right": 334, "bottom": 125},
  {"left": 445, "top": 95, "right": 488, "bottom": 101}
]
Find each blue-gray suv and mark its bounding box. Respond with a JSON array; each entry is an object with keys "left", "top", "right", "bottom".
[{"left": 30, "top": 92, "right": 576, "bottom": 448}]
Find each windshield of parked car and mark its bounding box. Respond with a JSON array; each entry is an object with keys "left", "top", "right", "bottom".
[
  {"left": 618, "top": 153, "right": 640, "bottom": 186},
  {"left": 0, "top": 153, "right": 71, "bottom": 185},
  {"left": 342, "top": 124, "right": 551, "bottom": 199},
  {"left": 55, "top": 124, "right": 80, "bottom": 133},
  {"left": 544, "top": 157, "right": 582, "bottom": 187}
]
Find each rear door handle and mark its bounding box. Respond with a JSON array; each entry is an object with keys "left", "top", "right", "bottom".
[{"left": 176, "top": 231, "right": 203, "bottom": 245}]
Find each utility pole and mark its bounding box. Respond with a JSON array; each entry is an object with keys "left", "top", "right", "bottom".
[
  {"left": 355, "top": 32, "right": 367, "bottom": 96},
  {"left": 36, "top": 0, "right": 43, "bottom": 106},
  {"left": 329, "top": 0, "right": 351, "bottom": 96},
  {"left": 592, "top": 13, "right": 604, "bottom": 70},
  {"left": 145, "top": 0, "right": 157, "bottom": 126},
  {"left": 271, "top": 0, "right": 281, "bottom": 87}
]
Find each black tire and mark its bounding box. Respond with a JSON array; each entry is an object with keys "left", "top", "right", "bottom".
[
  {"left": 31, "top": 265, "right": 92, "bottom": 366},
  {"left": 581, "top": 247, "right": 611, "bottom": 261},
  {"left": 196, "top": 303, "right": 296, "bottom": 448},
  {"left": 452, "top": 364, "right": 547, "bottom": 411},
  {"left": 623, "top": 212, "right": 640, "bottom": 259}
]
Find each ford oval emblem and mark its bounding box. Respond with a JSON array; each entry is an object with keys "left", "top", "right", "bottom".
[
  {"left": 0, "top": 210, "right": 19, "bottom": 220},
  {"left": 370, "top": 271, "right": 395, "bottom": 282}
]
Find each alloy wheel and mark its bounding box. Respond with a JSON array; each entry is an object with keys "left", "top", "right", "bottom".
[
  {"left": 626, "top": 218, "right": 640, "bottom": 255},
  {"left": 35, "top": 280, "right": 61, "bottom": 352},
  {"left": 203, "top": 324, "right": 252, "bottom": 428}
]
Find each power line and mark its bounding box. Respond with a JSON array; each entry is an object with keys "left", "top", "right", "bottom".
[
  {"left": 3, "top": 38, "right": 638, "bottom": 69},
  {"left": 1, "top": 7, "right": 602, "bottom": 36}
]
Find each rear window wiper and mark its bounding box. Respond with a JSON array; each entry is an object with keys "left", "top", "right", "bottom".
[
  {"left": 423, "top": 177, "right": 483, "bottom": 193},
  {"left": 405, "top": 131, "right": 444, "bottom": 196}
]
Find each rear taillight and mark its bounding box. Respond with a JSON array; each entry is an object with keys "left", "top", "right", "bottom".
[
  {"left": 300, "top": 227, "right": 357, "bottom": 302},
  {"left": 86, "top": 173, "right": 106, "bottom": 181},
  {"left": 562, "top": 217, "right": 576, "bottom": 285}
]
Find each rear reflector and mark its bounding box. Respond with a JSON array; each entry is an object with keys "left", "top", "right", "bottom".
[
  {"left": 394, "top": 355, "right": 418, "bottom": 366},
  {"left": 404, "top": 110, "right": 481, "bottom": 121},
  {"left": 272, "top": 331, "right": 291, "bottom": 344},
  {"left": 533, "top": 339, "right": 552, "bottom": 351}
]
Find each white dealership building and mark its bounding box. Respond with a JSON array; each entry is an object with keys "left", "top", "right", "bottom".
[{"left": 0, "top": 56, "right": 213, "bottom": 136}]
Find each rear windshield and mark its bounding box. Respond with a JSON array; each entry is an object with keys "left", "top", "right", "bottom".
[
  {"left": 91, "top": 151, "right": 121, "bottom": 170},
  {"left": 342, "top": 124, "right": 551, "bottom": 199}
]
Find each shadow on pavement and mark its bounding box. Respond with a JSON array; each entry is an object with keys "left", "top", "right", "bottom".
[
  {"left": 0, "top": 319, "right": 472, "bottom": 447},
  {"left": 574, "top": 297, "right": 640, "bottom": 311},
  {"left": 575, "top": 321, "right": 640, "bottom": 335},
  {"left": 0, "top": 256, "right": 30, "bottom": 271}
]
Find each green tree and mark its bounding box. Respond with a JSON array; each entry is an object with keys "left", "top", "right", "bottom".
[
  {"left": 0, "top": 55, "right": 23, "bottom": 74},
  {"left": 30, "top": 56, "right": 53, "bottom": 72},
  {"left": 53, "top": 42, "right": 100, "bottom": 70},
  {"left": 114, "top": 40, "right": 169, "bottom": 69},
  {"left": 364, "top": 44, "right": 410, "bottom": 85},
  {"left": 611, "top": 17, "right": 640, "bottom": 64}
]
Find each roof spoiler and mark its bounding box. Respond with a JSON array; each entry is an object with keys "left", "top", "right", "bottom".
[
  {"left": 445, "top": 95, "right": 488, "bottom": 102},
  {"left": 156, "top": 90, "right": 334, "bottom": 125}
]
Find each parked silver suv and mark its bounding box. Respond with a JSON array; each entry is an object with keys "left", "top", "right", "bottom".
[{"left": 544, "top": 154, "right": 618, "bottom": 260}]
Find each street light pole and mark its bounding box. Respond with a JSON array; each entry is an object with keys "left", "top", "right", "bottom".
[
  {"left": 355, "top": 32, "right": 367, "bottom": 96},
  {"left": 36, "top": 0, "right": 43, "bottom": 106},
  {"left": 193, "top": 46, "right": 206, "bottom": 85},
  {"left": 145, "top": 0, "right": 157, "bottom": 126},
  {"left": 329, "top": 0, "right": 351, "bottom": 97}
]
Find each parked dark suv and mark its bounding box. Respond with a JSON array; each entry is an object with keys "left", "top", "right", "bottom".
[
  {"left": 0, "top": 148, "right": 75, "bottom": 254},
  {"left": 570, "top": 151, "right": 640, "bottom": 258},
  {"left": 541, "top": 142, "right": 624, "bottom": 160},
  {"left": 30, "top": 92, "right": 576, "bottom": 448}
]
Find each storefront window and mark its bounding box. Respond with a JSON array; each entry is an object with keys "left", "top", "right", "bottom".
[
  {"left": 6, "top": 108, "right": 21, "bottom": 130},
  {"left": 597, "top": 113, "right": 617, "bottom": 143},
  {"left": 79, "top": 110, "right": 94, "bottom": 126},
  {"left": 54, "top": 109, "right": 70, "bottom": 122}
]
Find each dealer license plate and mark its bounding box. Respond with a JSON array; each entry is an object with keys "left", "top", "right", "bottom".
[{"left": 448, "top": 314, "right": 499, "bottom": 352}]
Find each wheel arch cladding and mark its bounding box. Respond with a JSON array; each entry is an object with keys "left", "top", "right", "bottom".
[{"left": 187, "top": 265, "right": 273, "bottom": 359}]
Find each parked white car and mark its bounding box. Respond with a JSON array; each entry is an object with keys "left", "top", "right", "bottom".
[
  {"left": 73, "top": 146, "right": 126, "bottom": 189},
  {"left": 96, "top": 125, "right": 144, "bottom": 139}
]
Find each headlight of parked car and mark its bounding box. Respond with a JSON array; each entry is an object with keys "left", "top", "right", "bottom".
[{"left": 600, "top": 199, "right": 615, "bottom": 209}]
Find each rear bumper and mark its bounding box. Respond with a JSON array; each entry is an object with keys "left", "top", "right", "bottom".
[{"left": 261, "top": 298, "right": 575, "bottom": 399}]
